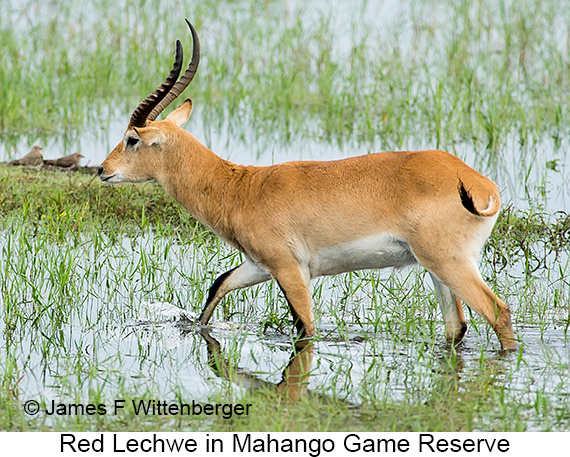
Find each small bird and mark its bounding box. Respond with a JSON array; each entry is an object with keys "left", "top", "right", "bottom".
[
  {"left": 10, "top": 145, "right": 43, "bottom": 166},
  {"left": 44, "top": 152, "right": 84, "bottom": 170}
]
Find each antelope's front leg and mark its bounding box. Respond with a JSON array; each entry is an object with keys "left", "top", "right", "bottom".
[
  {"left": 273, "top": 263, "right": 315, "bottom": 337},
  {"left": 199, "top": 259, "right": 271, "bottom": 325}
]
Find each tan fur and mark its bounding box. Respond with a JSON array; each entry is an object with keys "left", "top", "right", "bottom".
[{"left": 100, "top": 100, "right": 515, "bottom": 350}]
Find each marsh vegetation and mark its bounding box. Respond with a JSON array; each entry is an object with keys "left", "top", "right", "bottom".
[{"left": 1, "top": 0, "right": 569, "bottom": 431}]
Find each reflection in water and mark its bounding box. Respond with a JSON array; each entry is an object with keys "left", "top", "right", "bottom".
[
  {"left": 201, "top": 329, "right": 314, "bottom": 401},
  {"left": 168, "top": 310, "right": 517, "bottom": 414},
  {"left": 432, "top": 343, "right": 510, "bottom": 400}
]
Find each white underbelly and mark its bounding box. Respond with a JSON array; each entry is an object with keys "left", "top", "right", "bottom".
[{"left": 309, "top": 233, "right": 416, "bottom": 278}]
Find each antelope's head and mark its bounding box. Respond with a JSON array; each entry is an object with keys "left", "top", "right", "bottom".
[{"left": 99, "top": 19, "right": 200, "bottom": 183}]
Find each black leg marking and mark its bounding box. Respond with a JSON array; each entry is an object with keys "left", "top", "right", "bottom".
[
  {"left": 458, "top": 321, "right": 468, "bottom": 339},
  {"left": 206, "top": 267, "right": 236, "bottom": 304},
  {"left": 276, "top": 281, "right": 305, "bottom": 335},
  {"left": 199, "top": 267, "right": 237, "bottom": 324}
]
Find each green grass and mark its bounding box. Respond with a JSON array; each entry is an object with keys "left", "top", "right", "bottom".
[
  {"left": 1, "top": 0, "right": 569, "bottom": 154},
  {"left": 0, "top": 164, "right": 203, "bottom": 239}
]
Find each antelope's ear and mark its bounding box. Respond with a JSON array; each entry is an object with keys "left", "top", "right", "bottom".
[{"left": 165, "top": 99, "right": 193, "bottom": 127}]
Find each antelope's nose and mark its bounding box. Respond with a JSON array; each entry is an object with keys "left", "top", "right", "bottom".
[{"left": 98, "top": 166, "right": 104, "bottom": 176}]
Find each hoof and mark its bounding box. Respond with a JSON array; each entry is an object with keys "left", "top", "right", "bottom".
[{"left": 445, "top": 322, "right": 468, "bottom": 344}]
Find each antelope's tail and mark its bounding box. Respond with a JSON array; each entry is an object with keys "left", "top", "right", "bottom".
[{"left": 458, "top": 178, "right": 501, "bottom": 217}]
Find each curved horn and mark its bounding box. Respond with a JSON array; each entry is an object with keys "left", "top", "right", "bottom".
[
  {"left": 129, "top": 40, "right": 184, "bottom": 128},
  {"left": 147, "top": 19, "right": 200, "bottom": 122}
]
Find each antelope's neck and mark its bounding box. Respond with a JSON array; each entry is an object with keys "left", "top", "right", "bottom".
[{"left": 158, "top": 139, "right": 245, "bottom": 243}]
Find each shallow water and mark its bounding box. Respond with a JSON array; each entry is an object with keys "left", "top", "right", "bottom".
[
  {"left": 121, "top": 304, "right": 570, "bottom": 432},
  {"left": 1, "top": 228, "right": 568, "bottom": 430}
]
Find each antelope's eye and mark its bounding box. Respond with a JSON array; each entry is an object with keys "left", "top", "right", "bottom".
[{"left": 126, "top": 136, "right": 139, "bottom": 148}]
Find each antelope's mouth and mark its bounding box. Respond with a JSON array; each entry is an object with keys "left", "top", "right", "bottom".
[{"left": 99, "top": 173, "right": 118, "bottom": 183}]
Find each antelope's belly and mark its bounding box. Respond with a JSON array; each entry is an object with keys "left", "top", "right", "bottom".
[{"left": 310, "top": 233, "right": 416, "bottom": 278}]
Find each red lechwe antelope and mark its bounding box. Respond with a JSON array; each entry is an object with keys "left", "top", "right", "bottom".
[{"left": 99, "top": 20, "right": 516, "bottom": 351}]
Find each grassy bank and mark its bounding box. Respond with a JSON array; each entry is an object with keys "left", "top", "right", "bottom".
[{"left": 0, "top": 164, "right": 200, "bottom": 239}]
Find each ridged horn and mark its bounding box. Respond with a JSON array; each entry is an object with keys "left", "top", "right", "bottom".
[
  {"left": 147, "top": 19, "right": 200, "bottom": 123},
  {"left": 129, "top": 40, "right": 184, "bottom": 128}
]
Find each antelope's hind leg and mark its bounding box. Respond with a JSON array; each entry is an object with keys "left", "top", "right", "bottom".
[
  {"left": 425, "top": 262, "right": 515, "bottom": 351},
  {"left": 199, "top": 259, "right": 271, "bottom": 325},
  {"left": 430, "top": 273, "right": 467, "bottom": 344}
]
